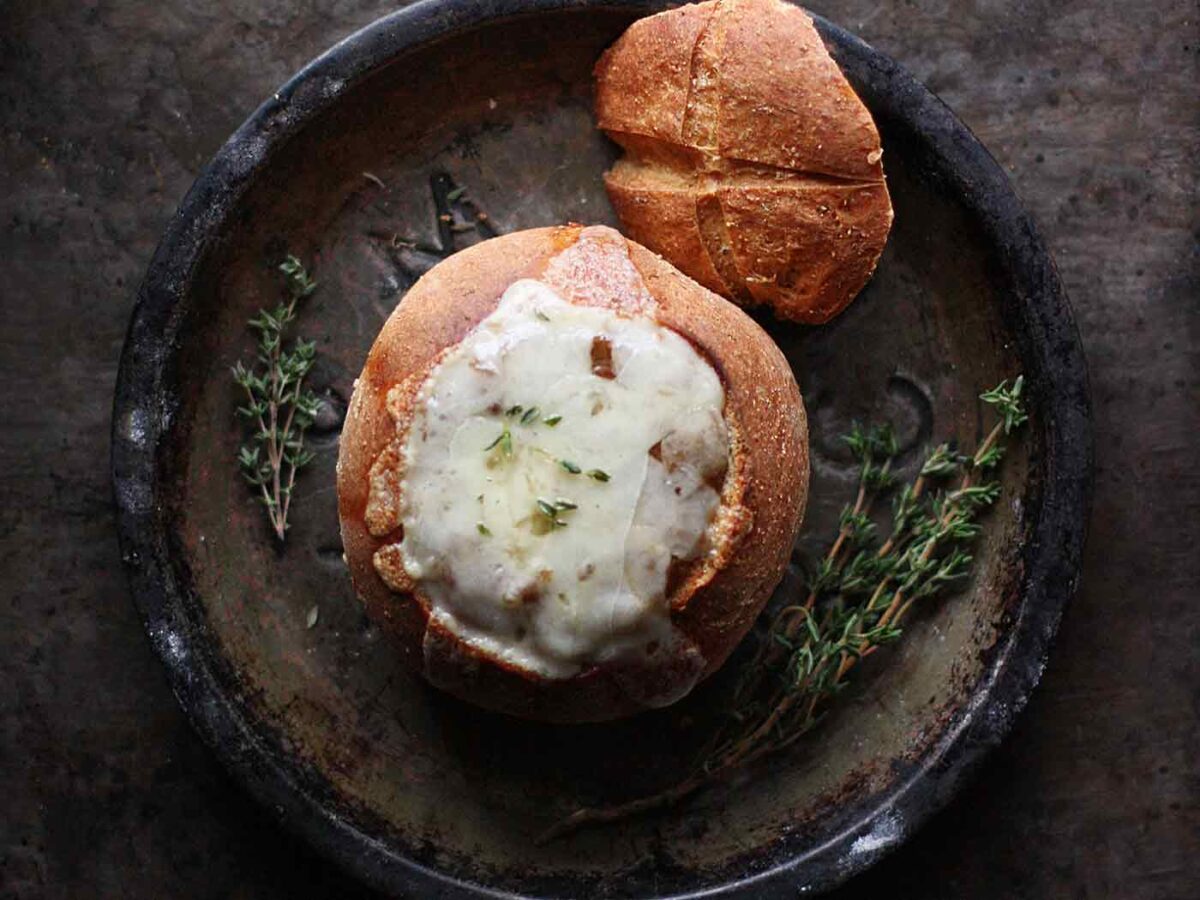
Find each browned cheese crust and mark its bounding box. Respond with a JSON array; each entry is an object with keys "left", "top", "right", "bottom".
[
  {"left": 595, "top": 0, "right": 894, "bottom": 323},
  {"left": 336, "top": 225, "right": 809, "bottom": 721}
]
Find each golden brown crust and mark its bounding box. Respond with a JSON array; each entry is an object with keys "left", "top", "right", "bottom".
[
  {"left": 603, "top": 160, "right": 730, "bottom": 298},
  {"left": 593, "top": 1, "right": 712, "bottom": 145},
  {"left": 719, "top": 179, "right": 894, "bottom": 322},
  {"left": 337, "top": 225, "right": 808, "bottom": 721},
  {"left": 713, "top": 0, "right": 883, "bottom": 179},
  {"left": 594, "top": 0, "right": 894, "bottom": 323}
]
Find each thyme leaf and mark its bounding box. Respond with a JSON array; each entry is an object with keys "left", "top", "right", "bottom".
[
  {"left": 484, "top": 425, "right": 513, "bottom": 460},
  {"left": 534, "top": 497, "right": 571, "bottom": 531}
]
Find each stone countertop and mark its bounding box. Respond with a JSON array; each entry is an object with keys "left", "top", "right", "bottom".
[{"left": 0, "top": 1, "right": 1195, "bottom": 898}]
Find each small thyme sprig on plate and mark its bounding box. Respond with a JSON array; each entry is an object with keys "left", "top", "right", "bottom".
[
  {"left": 537, "top": 376, "right": 1027, "bottom": 843},
  {"left": 232, "top": 255, "right": 321, "bottom": 542}
]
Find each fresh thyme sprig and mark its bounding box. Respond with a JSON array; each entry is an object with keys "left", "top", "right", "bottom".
[
  {"left": 232, "top": 255, "right": 321, "bottom": 542},
  {"left": 537, "top": 376, "right": 1027, "bottom": 843}
]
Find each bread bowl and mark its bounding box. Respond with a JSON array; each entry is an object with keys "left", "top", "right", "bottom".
[
  {"left": 337, "top": 224, "right": 808, "bottom": 722},
  {"left": 595, "top": 0, "right": 894, "bottom": 323}
]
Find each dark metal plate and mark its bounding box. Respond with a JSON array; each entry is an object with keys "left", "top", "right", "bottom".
[{"left": 111, "top": 1, "right": 1091, "bottom": 897}]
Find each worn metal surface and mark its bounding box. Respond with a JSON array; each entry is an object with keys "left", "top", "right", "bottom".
[
  {"left": 1, "top": 1, "right": 1195, "bottom": 899},
  {"left": 106, "top": 0, "right": 1090, "bottom": 895}
]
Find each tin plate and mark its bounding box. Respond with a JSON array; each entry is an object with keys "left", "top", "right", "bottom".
[{"left": 111, "top": 2, "right": 1091, "bottom": 897}]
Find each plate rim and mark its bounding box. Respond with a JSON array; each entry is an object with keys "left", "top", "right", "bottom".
[{"left": 110, "top": 1, "right": 1093, "bottom": 897}]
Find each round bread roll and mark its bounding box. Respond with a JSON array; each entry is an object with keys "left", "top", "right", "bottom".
[
  {"left": 595, "top": 0, "right": 893, "bottom": 323},
  {"left": 337, "top": 225, "right": 808, "bottom": 722}
]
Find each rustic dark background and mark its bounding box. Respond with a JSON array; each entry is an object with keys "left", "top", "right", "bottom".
[{"left": 1, "top": 1, "right": 1196, "bottom": 898}]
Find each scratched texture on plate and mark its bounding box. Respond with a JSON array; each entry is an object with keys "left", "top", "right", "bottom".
[{"left": 159, "top": 14, "right": 1029, "bottom": 892}]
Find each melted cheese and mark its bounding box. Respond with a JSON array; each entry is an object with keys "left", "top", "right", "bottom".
[{"left": 390, "top": 279, "right": 728, "bottom": 680}]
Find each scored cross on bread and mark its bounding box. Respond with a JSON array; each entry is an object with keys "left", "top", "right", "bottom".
[{"left": 596, "top": 0, "right": 893, "bottom": 323}]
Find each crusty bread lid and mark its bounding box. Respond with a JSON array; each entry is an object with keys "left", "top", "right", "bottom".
[{"left": 596, "top": 0, "right": 893, "bottom": 323}]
